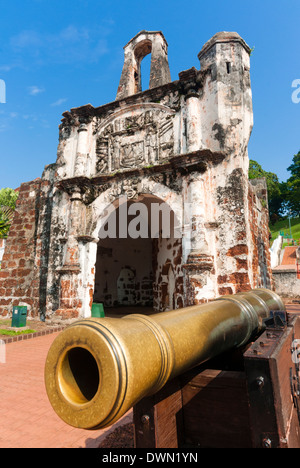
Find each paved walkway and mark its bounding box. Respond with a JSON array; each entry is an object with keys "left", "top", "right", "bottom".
[
  {"left": 281, "top": 246, "right": 298, "bottom": 266},
  {"left": 0, "top": 333, "right": 132, "bottom": 448}
]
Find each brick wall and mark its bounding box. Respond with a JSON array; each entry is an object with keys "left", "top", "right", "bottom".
[
  {"left": 0, "top": 179, "right": 41, "bottom": 317},
  {"left": 0, "top": 166, "right": 55, "bottom": 319}
]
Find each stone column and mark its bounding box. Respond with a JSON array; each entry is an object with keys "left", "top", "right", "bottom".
[
  {"left": 74, "top": 123, "right": 88, "bottom": 177},
  {"left": 62, "top": 187, "right": 84, "bottom": 270},
  {"left": 77, "top": 237, "right": 99, "bottom": 318},
  {"left": 185, "top": 89, "right": 202, "bottom": 153},
  {"left": 183, "top": 173, "right": 215, "bottom": 306},
  {"left": 56, "top": 187, "right": 85, "bottom": 319},
  {"left": 185, "top": 173, "right": 212, "bottom": 263},
  {"left": 179, "top": 68, "right": 202, "bottom": 153}
]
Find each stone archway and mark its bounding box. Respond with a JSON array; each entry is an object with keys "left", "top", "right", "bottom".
[{"left": 91, "top": 189, "right": 184, "bottom": 315}]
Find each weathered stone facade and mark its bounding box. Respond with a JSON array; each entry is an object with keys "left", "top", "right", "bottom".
[{"left": 0, "top": 31, "right": 273, "bottom": 320}]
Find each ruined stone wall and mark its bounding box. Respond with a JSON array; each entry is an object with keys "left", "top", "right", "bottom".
[
  {"left": 272, "top": 270, "right": 300, "bottom": 299},
  {"left": 248, "top": 178, "right": 273, "bottom": 290},
  {"left": 215, "top": 168, "right": 252, "bottom": 297},
  {"left": 0, "top": 165, "right": 55, "bottom": 318},
  {"left": 215, "top": 175, "right": 272, "bottom": 297}
]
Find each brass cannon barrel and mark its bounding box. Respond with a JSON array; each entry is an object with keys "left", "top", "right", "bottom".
[{"left": 44, "top": 288, "right": 285, "bottom": 430}]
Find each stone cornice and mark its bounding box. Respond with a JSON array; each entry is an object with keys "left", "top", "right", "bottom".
[{"left": 56, "top": 149, "right": 226, "bottom": 195}]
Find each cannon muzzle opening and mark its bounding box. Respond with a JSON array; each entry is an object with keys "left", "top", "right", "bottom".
[
  {"left": 45, "top": 288, "right": 285, "bottom": 430},
  {"left": 59, "top": 347, "right": 100, "bottom": 404}
]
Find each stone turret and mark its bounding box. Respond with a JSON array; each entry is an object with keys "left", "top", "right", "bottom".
[{"left": 197, "top": 31, "right": 253, "bottom": 173}]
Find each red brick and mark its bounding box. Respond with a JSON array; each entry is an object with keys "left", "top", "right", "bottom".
[
  {"left": 55, "top": 308, "right": 80, "bottom": 319},
  {"left": 226, "top": 245, "right": 248, "bottom": 257},
  {"left": 236, "top": 258, "right": 248, "bottom": 270},
  {"left": 0, "top": 271, "right": 9, "bottom": 279},
  {"left": 0, "top": 298, "right": 11, "bottom": 306},
  {"left": 229, "top": 272, "right": 250, "bottom": 284},
  {"left": 218, "top": 287, "right": 233, "bottom": 296},
  {"left": 18, "top": 269, "right": 32, "bottom": 278},
  {"left": 218, "top": 275, "right": 229, "bottom": 285},
  {"left": 235, "top": 283, "right": 252, "bottom": 293},
  {"left": 4, "top": 279, "right": 18, "bottom": 288}
]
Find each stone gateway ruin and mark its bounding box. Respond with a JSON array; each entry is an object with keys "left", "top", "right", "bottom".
[{"left": 0, "top": 31, "right": 273, "bottom": 321}]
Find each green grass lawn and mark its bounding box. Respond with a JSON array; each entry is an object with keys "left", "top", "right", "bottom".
[
  {"left": 270, "top": 217, "right": 300, "bottom": 247},
  {"left": 0, "top": 328, "right": 36, "bottom": 336},
  {"left": 0, "top": 319, "right": 36, "bottom": 336}
]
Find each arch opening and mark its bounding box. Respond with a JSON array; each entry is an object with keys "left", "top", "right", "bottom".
[
  {"left": 93, "top": 194, "right": 183, "bottom": 316},
  {"left": 134, "top": 39, "right": 152, "bottom": 93}
]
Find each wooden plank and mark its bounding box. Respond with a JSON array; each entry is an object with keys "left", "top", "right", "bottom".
[
  {"left": 270, "top": 317, "right": 300, "bottom": 448},
  {"left": 133, "top": 394, "right": 156, "bottom": 448},
  {"left": 244, "top": 317, "right": 300, "bottom": 448},
  {"left": 133, "top": 377, "right": 183, "bottom": 448},
  {"left": 180, "top": 368, "right": 251, "bottom": 448},
  {"left": 154, "top": 379, "right": 183, "bottom": 448}
]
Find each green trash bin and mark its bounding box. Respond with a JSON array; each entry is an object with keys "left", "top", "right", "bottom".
[
  {"left": 11, "top": 306, "right": 27, "bottom": 328},
  {"left": 91, "top": 302, "right": 105, "bottom": 318}
]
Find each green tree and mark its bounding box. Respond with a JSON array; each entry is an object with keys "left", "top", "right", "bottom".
[
  {"left": 248, "top": 160, "right": 284, "bottom": 220},
  {"left": 0, "top": 187, "right": 19, "bottom": 209},
  {"left": 0, "top": 187, "right": 19, "bottom": 238},
  {"left": 285, "top": 151, "right": 300, "bottom": 216},
  {"left": 0, "top": 206, "right": 14, "bottom": 238}
]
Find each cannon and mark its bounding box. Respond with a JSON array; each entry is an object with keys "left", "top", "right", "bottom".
[{"left": 44, "top": 288, "right": 287, "bottom": 433}]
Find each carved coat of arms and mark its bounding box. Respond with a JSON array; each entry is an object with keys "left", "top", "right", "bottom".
[{"left": 95, "top": 106, "right": 175, "bottom": 175}]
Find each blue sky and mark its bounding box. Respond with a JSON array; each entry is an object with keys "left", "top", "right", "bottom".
[{"left": 0, "top": 0, "right": 299, "bottom": 189}]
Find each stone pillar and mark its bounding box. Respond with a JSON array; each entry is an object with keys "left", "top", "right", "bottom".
[
  {"left": 183, "top": 174, "right": 215, "bottom": 306},
  {"left": 185, "top": 94, "right": 202, "bottom": 152},
  {"left": 78, "top": 237, "right": 98, "bottom": 318},
  {"left": 188, "top": 174, "right": 208, "bottom": 256},
  {"left": 149, "top": 32, "right": 171, "bottom": 89},
  {"left": 62, "top": 187, "right": 84, "bottom": 270},
  {"left": 74, "top": 123, "right": 88, "bottom": 177},
  {"left": 179, "top": 67, "right": 202, "bottom": 153},
  {"left": 56, "top": 187, "right": 85, "bottom": 319}
]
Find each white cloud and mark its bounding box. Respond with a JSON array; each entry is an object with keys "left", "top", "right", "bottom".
[
  {"left": 28, "top": 86, "right": 44, "bottom": 96},
  {"left": 50, "top": 98, "right": 67, "bottom": 107},
  {"left": 10, "top": 23, "right": 112, "bottom": 66},
  {"left": 0, "top": 65, "right": 13, "bottom": 72},
  {"left": 0, "top": 122, "right": 8, "bottom": 132},
  {"left": 11, "top": 30, "right": 42, "bottom": 49}
]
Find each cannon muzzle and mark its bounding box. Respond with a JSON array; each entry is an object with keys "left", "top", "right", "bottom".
[{"left": 44, "top": 288, "right": 285, "bottom": 430}]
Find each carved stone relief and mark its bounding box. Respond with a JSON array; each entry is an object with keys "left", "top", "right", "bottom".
[{"left": 95, "top": 107, "right": 175, "bottom": 175}]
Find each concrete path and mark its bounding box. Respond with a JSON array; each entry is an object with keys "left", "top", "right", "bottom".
[{"left": 0, "top": 332, "right": 132, "bottom": 448}]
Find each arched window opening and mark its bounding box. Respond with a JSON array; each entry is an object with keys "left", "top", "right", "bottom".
[
  {"left": 134, "top": 39, "right": 152, "bottom": 93},
  {"left": 140, "top": 53, "right": 152, "bottom": 92}
]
